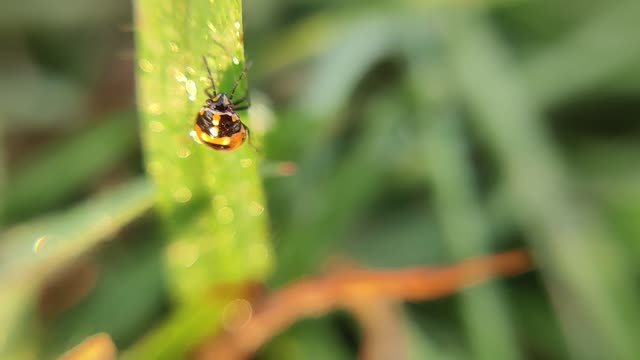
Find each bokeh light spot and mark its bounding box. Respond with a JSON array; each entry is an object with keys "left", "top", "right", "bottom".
[
  {"left": 217, "top": 207, "right": 235, "bottom": 224},
  {"left": 139, "top": 59, "right": 154, "bottom": 72},
  {"left": 149, "top": 120, "right": 165, "bottom": 132},
  {"left": 173, "top": 187, "right": 193, "bottom": 203},
  {"left": 222, "top": 299, "right": 253, "bottom": 332},
  {"left": 33, "top": 236, "right": 48, "bottom": 254},
  {"left": 248, "top": 201, "right": 264, "bottom": 217},
  {"left": 240, "top": 158, "right": 253, "bottom": 168},
  {"left": 167, "top": 241, "right": 200, "bottom": 268}
]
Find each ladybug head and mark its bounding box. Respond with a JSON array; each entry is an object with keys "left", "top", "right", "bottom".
[{"left": 206, "top": 93, "right": 233, "bottom": 112}]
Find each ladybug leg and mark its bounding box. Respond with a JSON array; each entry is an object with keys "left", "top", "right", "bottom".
[
  {"left": 233, "top": 95, "right": 249, "bottom": 106},
  {"left": 233, "top": 93, "right": 251, "bottom": 111},
  {"left": 244, "top": 125, "right": 261, "bottom": 153}
]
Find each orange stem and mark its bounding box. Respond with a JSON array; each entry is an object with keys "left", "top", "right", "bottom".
[{"left": 194, "top": 249, "right": 532, "bottom": 359}]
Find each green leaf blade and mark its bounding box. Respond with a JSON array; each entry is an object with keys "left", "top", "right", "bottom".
[{"left": 134, "top": 0, "right": 272, "bottom": 311}]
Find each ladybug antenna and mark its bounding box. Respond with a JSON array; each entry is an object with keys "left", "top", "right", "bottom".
[
  {"left": 230, "top": 60, "right": 252, "bottom": 101},
  {"left": 202, "top": 56, "right": 217, "bottom": 97}
]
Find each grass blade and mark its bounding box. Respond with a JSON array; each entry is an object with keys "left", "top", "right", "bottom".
[
  {"left": 447, "top": 13, "right": 640, "bottom": 359},
  {"left": 0, "top": 178, "right": 153, "bottom": 359},
  {"left": 134, "top": 0, "right": 272, "bottom": 301},
  {"left": 132, "top": 0, "right": 272, "bottom": 356}
]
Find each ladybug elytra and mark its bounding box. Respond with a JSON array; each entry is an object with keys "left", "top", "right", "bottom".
[{"left": 190, "top": 56, "right": 252, "bottom": 151}]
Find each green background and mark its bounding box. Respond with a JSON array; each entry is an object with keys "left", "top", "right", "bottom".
[{"left": 1, "top": 0, "right": 640, "bottom": 359}]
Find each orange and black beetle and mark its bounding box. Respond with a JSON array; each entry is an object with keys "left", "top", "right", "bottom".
[{"left": 190, "top": 56, "right": 252, "bottom": 151}]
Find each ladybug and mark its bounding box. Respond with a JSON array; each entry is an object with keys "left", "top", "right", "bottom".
[{"left": 190, "top": 56, "right": 253, "bottom": 151}]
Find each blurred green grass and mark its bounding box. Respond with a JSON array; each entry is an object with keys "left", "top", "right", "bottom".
[{"left": 1, "top": 0, "right": 640, "bottom": 359}]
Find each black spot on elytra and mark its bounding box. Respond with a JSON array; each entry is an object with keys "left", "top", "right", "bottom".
[{"left": 217, "top": 114, "right": 241, "bottom": 137}]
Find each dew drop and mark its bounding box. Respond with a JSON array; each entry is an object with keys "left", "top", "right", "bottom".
[
  {"left": 175, "top": 72, "right": 186, "bottom": 82},
  {"left": 176, "top": 146, "right": 191, "bottom": 158},
  {"left": 222, "top": 299, "right": 252, "bottom": 332},
  {"left": 250, "top": 243, "right": 270, "bottom": 265},
  {"left": 33, "top": 236, "right": 48, "bottom": 254},
  {"left": 146, "top": 161, "right": 163, "bottom": 176},
  {"left": 167, "top": 241, "right": 200, "bottom": 268},
  {"left": 213, "top": 194, "right": 228, "bottom": 208},
  {"left": 139, "top": 59, "right": 154, "bottom": 72},
  {"left": 173, "top": 187, "right": 193, "bottom": 203},
  {"left": 205, "top": 175, "right": 217, "bottom": 188},
  {"left": 148, "top": 103, "right": 162, "bottom": 115},
  {"left": 149, "top": 121, "right": 165, "bottom": 132},
  {"left": 248, "top": 201, "right": 264, "bottom": 217},
  {"left": 185, "top": 79, "right": 197, "bottom": 101},
  {"left": 217, "top": 207, "right": 234, "bottom": 224},
  {"left": 240, "top": 158, "right": 253, "bottom": 168}
]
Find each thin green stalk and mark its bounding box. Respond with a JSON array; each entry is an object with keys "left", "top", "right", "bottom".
[
  {"left": 0, "top": 120, "right": 5, "bottom": 229},
  {"left": 425, "top": 112, "right": 521, "bottom": 360},
  {"left": 523, "top": 0, "right": 640, "bottom": 107},
  {"left": 271, "top": 98, "right": 393, "bottom": 285},
  {"left": 3, "top": 110, "right": 138, "bottom": 224},
  {"left": 411, "top": 56, "right": 521, "bottom": 360},
  {"left": 447, "top": 13, "right": 640, "bottom": 360},
  {"left": 0, "top": 178, "right": 153, "bottom": 360}
]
